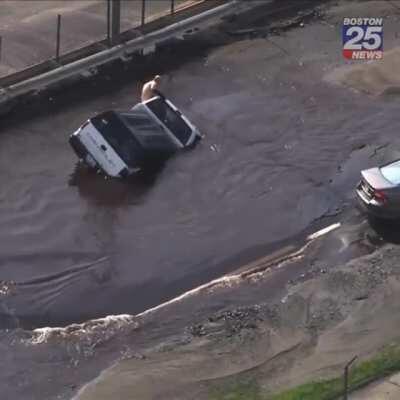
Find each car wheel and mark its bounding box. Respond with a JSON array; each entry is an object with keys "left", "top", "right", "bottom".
[{"left": 85, "top": 153, "right": 97, "bottom": 169}]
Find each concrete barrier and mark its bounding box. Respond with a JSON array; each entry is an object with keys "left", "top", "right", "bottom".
[{"left": 0, "top": 0, "right": 242, "bottom": 116}]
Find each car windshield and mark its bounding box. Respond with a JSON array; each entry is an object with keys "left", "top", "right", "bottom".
[
  {"left": 144, "top": 97, "right": 192, "bottom": 145},
  {"left": 380, "top": 160, "right": 400, "bottom": 185},
  {"left": 91, "top": 111, "right": 143, "bottom": 168},
  {"left": 118, "top": 107, "right": 176, "bottom": 152}
]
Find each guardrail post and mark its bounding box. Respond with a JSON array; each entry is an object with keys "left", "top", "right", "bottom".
[
  {"left": 111, "top": 0, "right": 121, "bottom": 45},
  {"left": 343, "top": 356, "right": 357, "bottom": 400},
  {"left": 56, "top": 14, "right": 61, "bottom": 62},
  {"left": 171, "top": 0, "right": 175, "bottom": 15},
  {"left": 141, "top": 0, "right": 146, "bottom": 27},
  {"left": 107, "top": 0, "right": 111, "bottom": 46}
]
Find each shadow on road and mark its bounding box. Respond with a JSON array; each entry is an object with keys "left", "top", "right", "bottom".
[{"left": 368, "top": 217, "right": 400, "bottom": 245}]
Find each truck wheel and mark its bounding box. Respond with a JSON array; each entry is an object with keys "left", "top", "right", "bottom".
[{"left": 85, "top": 154, "right": 97, "bottom": 169}]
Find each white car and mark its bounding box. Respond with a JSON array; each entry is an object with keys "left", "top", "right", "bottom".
[{"left": 69, "top": 96, "right": 202, "bottom": 177}]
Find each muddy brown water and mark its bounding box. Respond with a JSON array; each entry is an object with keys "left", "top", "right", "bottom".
[{"left": 2, "top": 7, "right": 400, "bottom": 329}]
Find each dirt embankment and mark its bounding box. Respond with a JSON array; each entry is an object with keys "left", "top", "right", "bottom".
[
  {"left": 325, "top": 47, "right": 400, "bottom": 96},
  {"left": 323, "top": 0, "right": 400, "bottom": 96},
  {"left": 73, "top": 243, "right": 400, "bottom": 399}
]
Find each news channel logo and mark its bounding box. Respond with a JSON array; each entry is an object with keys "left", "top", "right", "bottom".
[{"left": 342, "top": 17, "right": 383, "bottom": 60}]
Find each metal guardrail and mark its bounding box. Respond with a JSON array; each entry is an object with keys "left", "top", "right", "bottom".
[
  {"left": 0, "top": 0, "right": 210, "bottom": 87},
  {"left": 0, "top": 0, "right": 238, "bottom": 114}
]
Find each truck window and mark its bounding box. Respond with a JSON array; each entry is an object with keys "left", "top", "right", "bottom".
[{"left": 146, "top": 98, "right": 192, "bottom": 145}]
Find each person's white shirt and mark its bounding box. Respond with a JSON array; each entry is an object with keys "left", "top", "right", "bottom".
[{"left": 141, "top": 75, "right": 161, "bottom": 102}]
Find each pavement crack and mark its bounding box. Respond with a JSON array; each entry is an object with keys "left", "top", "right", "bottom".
[
  {"left": 388, "top": 380, "right": 400, "bottom": 388},
  {"left": 369, "top": 143, "right": 389, "bottom": 158}
]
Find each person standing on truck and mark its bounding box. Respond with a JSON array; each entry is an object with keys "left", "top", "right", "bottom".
[{"left": 141, "top": 75, "right": 162, "bottom": 102}]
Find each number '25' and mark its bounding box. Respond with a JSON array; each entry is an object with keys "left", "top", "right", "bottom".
[{"left": 344, "top": 26, "right": 382, "bottom": 50}]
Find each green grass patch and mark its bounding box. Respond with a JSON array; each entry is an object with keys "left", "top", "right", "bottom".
[
  {"left": 209, "top": 380, "right": 263, "bottom": 400},
  {"left": 210, "top": 342, "right": 400, "bottom": 400}
]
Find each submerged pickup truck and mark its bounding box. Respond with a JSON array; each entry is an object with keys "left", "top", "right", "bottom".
[{"left": 69, "top": 96, "right": 202, "bottom": 177}]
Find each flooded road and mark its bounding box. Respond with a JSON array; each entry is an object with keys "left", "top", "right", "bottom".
[
  {"left": 1, "top": 1, "right": 400, "bottom": 331},
  {"left": 1, "top": 36, "right": 399, "bottom": 329},
  {"left": 2, "top": 1, "right": 400, "bottom": 399}
]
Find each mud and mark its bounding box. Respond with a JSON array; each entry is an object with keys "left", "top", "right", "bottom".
[
  {"left": 71, "top": 241, "right": 400, "bottom": 400},
  {"left": 325, "top": 47, "right": 400, "bottom": 96}
]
